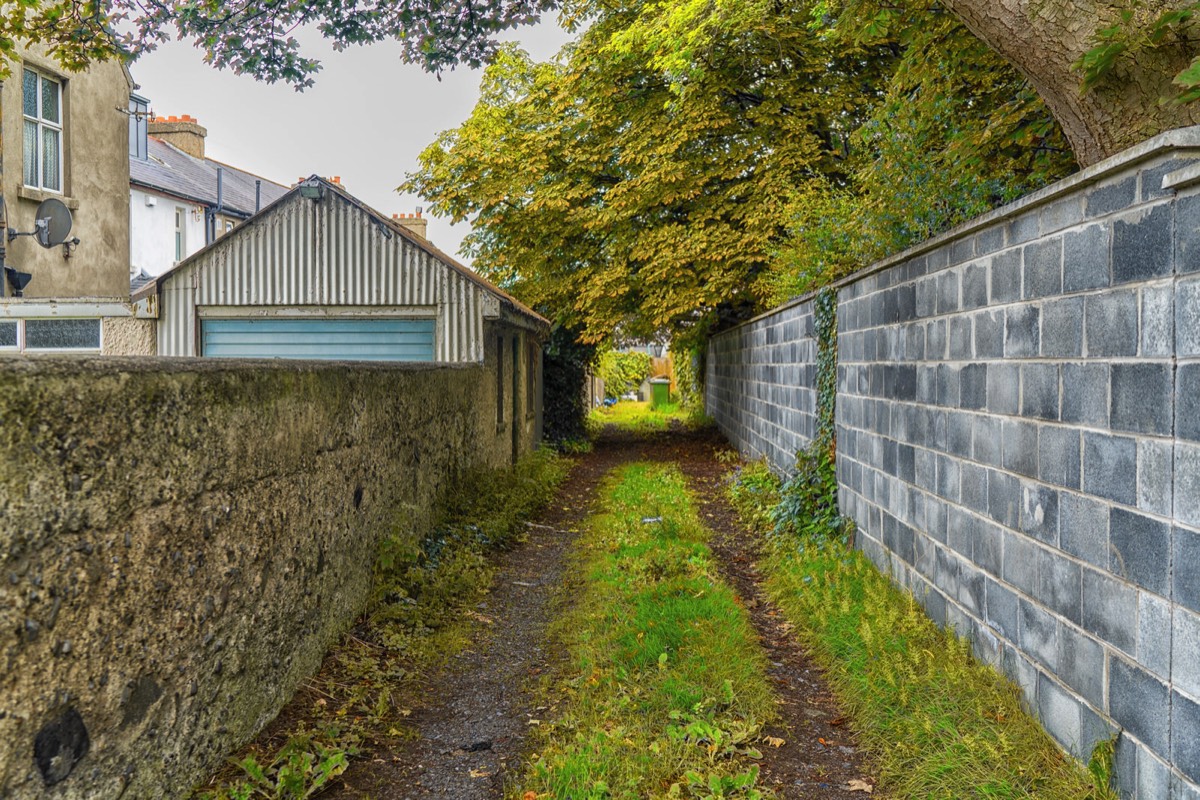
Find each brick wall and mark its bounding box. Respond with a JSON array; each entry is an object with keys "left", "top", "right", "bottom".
[{"left": 707, "top": 128, "right": 1200, "bottom": 797}]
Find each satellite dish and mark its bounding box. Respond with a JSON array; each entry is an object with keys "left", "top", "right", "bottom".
[{"left": 33, "top": 198, "right": 72, "bottom": 248}]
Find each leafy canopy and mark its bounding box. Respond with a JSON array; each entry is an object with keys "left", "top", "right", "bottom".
[
  {"left": 0, "top": 0, "right": 558, "bottom": 84},
  {"left": 408, "top": 0, "right": 1073, "bottom": 341}
]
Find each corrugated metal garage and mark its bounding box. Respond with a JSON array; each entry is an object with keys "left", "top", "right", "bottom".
[{"left": 137, "top": 176, "right": 545, "bottom": 361}]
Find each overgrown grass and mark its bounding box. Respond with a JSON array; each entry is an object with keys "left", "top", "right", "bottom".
[
  {"left": 588, "top": 400, "right": 710, "bottom": 433},
  {"left": 194, "top": 449, "right": 570, "bottom": 799},
  {"left": 514, "top": 463, "right": 776, "bottom": 799},
  {"left": 727, "top": 460, "right": 1117, "bottom": 799}
]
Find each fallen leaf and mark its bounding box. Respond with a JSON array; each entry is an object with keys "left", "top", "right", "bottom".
[
  {"left": 764, "top": 736, "right": 786, "bottom": 748},
  {"left": 523, "top": 793, "right": 538, "bottom": 800},
  {"left": 847, "top": 779, "right": 873, "bottom": 793},
  {"left": 469, "top": 768, "right": 491, "bottom": 779}
]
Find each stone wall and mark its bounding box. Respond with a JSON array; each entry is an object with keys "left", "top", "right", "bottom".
[
  {"left": 706, "top": 127, "right": 1200, "bottom": 798},
  {"left": 0, "top": 350, "right": 533, "bottom": 798}
]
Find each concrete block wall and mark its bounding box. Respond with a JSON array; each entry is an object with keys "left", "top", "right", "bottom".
[
  {"left": 707, "top": 128, "right": 1200, "bottom": 797},
  {"left": 705, "top": 299, "right": 819, "bottom": 473}
]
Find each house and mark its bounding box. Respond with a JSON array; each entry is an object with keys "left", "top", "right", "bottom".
[
  {"left": 0, "top": 47, "right": 152, "bottom": 354},
  {"left": 129, "top": 109, "right": 290, "bottom": 280}
]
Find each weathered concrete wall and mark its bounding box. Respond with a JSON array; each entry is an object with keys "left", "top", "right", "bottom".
[
  {"left": 707, "top": 127, "right": 1200, "bottom": 798},
  {"left": 0, "top": 351, "right": 533, "bottom": 798}
]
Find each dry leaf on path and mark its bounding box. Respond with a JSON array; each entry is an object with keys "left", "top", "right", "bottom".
[
  {"left": 847, "top": 779, "right": 873, "bottom": 793},
  {"left": 469, "top": 768, "right": 492, "bottom": 778},
  {"left": 764, "top": 736, "right": 786, "bottom": 748}
]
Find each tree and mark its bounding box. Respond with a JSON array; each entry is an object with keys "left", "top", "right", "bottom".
[
  {"left": 405, "top": 0, "right": 895, "bottom": 342},
  {"left": 943, "top": 0, "right": 1200, "bottom": 165}
]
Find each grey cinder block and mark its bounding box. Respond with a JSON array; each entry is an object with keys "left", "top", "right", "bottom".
[
  {"left": 1064, "top": 223, "right": 1111, "bottom": 293},
  {"left": 1061, "top": 363, "right": 1110, "bottom": 427},
  {"left": 1141, "top": 284, "right": 1174, "bottom": 357},
  {"left": 1041, "top": 296, "right": 1084, "bottom": 358},
  {"left": 1136, "top": 439, "right": 1173, "bottom": 518},
  {"left": 1082, "top": 567, "right": 1138, "bottom": 654},
  {"left": 1022, "top": 363, "right": 1061, "bottom": 421},
  {"left": 1111, "top": 362, "right": 1173, "bottom": 436},
  {"left": 1037, "top": 546, "right": 1082, "bottom": 624},
  {"left": 1108, "top": 655, "right": 1170, "bottom": 753},
  {"left": 1083, "top": 432, "right": 1137, "bottom": 506},
  {"left": 1086, "top": 176, "right": 1137, "bottom": 219},
  {"left": 1040, "top": 425, "right": 1081, "bottom": 490},
  {"left": 1176, "top": 193, "right": 1200, "bottom": 274},
  {"left": 1109, "top": 507, "right": 1171, "bottom": 596},
  {"left": 1003, "top": 529, "right": 1040, "bottom": 597},
  {"left": 1178, "top": 277, "right": 1200, "bottom": 357},
  {"left": 985, "top": 577, "right": 1019, "bottom": 639},
  {"left": 1137, "top": 591, "right": 1172, "bottom": 680},
  {"left": 1020, "top": 481, "right": 1059, "bottom": 544},
  {"left": 1058, "top": 622, "right": 1105, "bottom": 708},
  {"left": 1174, "top": 688, "right": 1200, "bottom": 783},
  {"left": 1175, "top": 443, "right": 1200, "bottom": 528},
  {"left": 991, "top": 249, "right": 1023, "bottom": 303},
  {"left": 1177, "top": 526, "right": 1200, "bottom": 615},
  {"left": 1037, "top": 672, "right": 1082, "bottom": 757},
  {"left": 1020, "top": 597, "right": 1060, "bottom": 669},
  {"left": 1024, "top": 238, "right": 1064, "bottom": 299},
  {"left": 1174, "top": 608, "right": 1200, "bottom": 698},
  {"left": 1112, "top": 203, "right": 1173, "bottom": 284},
  {"left": 1085, "top": 290, "right": 1139, "bottom": 358},
  {"left": 1179, "top": 363, "right": 1200, "bottom": 442},
  {"left": 1003, "top": 418, "right": 1040, "bottom": 479},
  {"left": 1005, "top": 305, "right": 1041, "bottom": 357}
]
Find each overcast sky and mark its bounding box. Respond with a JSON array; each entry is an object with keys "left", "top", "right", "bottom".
[{"left": 130, "top": 18, "right": 572, "bottom": 264}]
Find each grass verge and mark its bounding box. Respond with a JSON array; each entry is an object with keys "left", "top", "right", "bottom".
[
  {"left": 193, "top": 448, "right": 570, "bottom": 799},
  {"left": 726, "top": 459, "right": 1116, "bottom": 799},
  {"left": 514, "top": 462, "right": 776, "bottom": 799},
  {"left": 588, "top": 400, "right": 709, "bottom": 434}
]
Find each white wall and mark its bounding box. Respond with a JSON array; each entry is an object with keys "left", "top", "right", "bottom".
[{"left": 129, "top": 188, "right": 206, "bottom": 277}]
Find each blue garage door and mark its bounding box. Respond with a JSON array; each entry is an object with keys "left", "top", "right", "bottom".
[{"left": 201, "top": 318, "right": 436, "bottom": 361}]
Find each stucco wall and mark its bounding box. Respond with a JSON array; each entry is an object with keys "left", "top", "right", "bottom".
[
  {"left": 5, "top": 49, "right": 131, "bottom": 300},
  {"left": 706, "top": 128, "right": 1200, "bottom": 798},
  {"left": 0, "top": 350, "right": 537, "bottom": 798},
  {"left": 129, "top": 188, "right": 206, "bottom": 278}
]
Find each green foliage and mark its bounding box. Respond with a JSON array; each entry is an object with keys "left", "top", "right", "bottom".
[
  {"left": 813, "top": 287, "right": 838, "bottom": 453},
  {"left": 543, "top": 323, "right": 598, "bottom": 446},
  {"left": 671, "top": 342, "right": 704, "bottom": 415},
  {"left": 196, "top": 450, "right": 569, "bottom": 799},
  {"left": 1075, "top": 3, "right": 1200, "bottom": 105},
  {"left": 725, "top": 466, "right": 1119, "bottom": 799},
  {"left": 597, "top": 349, "right": 653, "bottom": 399},
  {"left": 771, "top": 444, "right": 850, "bottom": 542},
  {"left": 589, "top": 399, "right": 708, "bottom": 433},
  {"left": 409, "top": 0, "right": 1073, "bottom": 340},
  {"left": 514, "top": 463, "right": 775, "bottom": 799}
]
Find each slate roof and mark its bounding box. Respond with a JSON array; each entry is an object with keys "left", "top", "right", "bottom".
[
  {"left": 130, "top": 138, "right": 289, "bottom": 217},
  {"left": 130, "top": 268, "right": 154, "bottom": 293}
]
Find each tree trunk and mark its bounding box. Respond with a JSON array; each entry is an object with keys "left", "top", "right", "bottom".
[{"left": 945, "top": 0, "right": 1200, "bottom": 165}]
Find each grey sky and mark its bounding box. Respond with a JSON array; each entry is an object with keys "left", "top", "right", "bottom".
[{"left": 130, "top": 18, "right": 572, "bottom": 264}]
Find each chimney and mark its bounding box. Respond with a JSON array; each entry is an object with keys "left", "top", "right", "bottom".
[
  {"left": 149, "top": 114, "right": 207, "bottom": 160},
  {"left": 392, "top": 209, "right": 428, "bottom": 240}
]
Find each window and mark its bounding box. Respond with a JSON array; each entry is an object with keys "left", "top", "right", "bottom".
[
  {"left": 0, "top": 319, "right": 101, "bottom": 352},
  {"left": 225, "top": 220, "right": 235, "bottom": 235},
  {"left": 175, "top": 207, "right": 186, "bottom": 262},
  {"left": 23, "top": 68, "right": 63, "bottom": 193},
  {"left": 129, "top": 94, "right": 148, "bottom": 160}
]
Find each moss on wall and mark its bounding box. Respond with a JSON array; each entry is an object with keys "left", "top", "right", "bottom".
[{"left": 0, "top": 355, "right": 528, "bottom": 798}]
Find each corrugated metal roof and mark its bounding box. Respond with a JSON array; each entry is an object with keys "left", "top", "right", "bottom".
[
  {"left": 130, "top": 138, "right": 289, "bottom": 217},
  {"left": 137, "top": 176, "right": 549, "bottom": 332}
]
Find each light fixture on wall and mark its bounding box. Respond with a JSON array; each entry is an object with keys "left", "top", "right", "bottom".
[{"left": 298, "top": 178, "right": 325, "bottom": 201}]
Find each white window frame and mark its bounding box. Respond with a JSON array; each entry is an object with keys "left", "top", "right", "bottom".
[
  {"left": 174, "top": 207, "right": 186, "bottom": 263},
  {"left": 0, "top": 318, "right": 102, "bottom": 353},
  {"left": 23, "top": 67, "right": 64, "bottom": 193}
]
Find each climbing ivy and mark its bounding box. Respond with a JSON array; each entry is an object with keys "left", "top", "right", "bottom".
[
  {"left": 771, "top": 286, "right": 848, "bottom": 542},
  {"left": 813, "top": 286, "right": 839, "bottom": 457}
]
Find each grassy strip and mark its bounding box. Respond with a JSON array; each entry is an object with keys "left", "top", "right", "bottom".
[
  {"left": 588, "top": 400, "right": 704, "bottom": 433},
  {"left": 514, "top": 462, "right": 776, "bottom": 800},
  {"left": 195, "top": 449, "right": 570, "bottom": 800},
  {"left": 727, "top": 460, "right": 1116, "bottom": 799}
]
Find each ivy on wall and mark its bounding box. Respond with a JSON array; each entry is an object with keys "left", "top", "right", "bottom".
[{"left": 771, "top": 286, "right": 848, "bottom": 541}]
